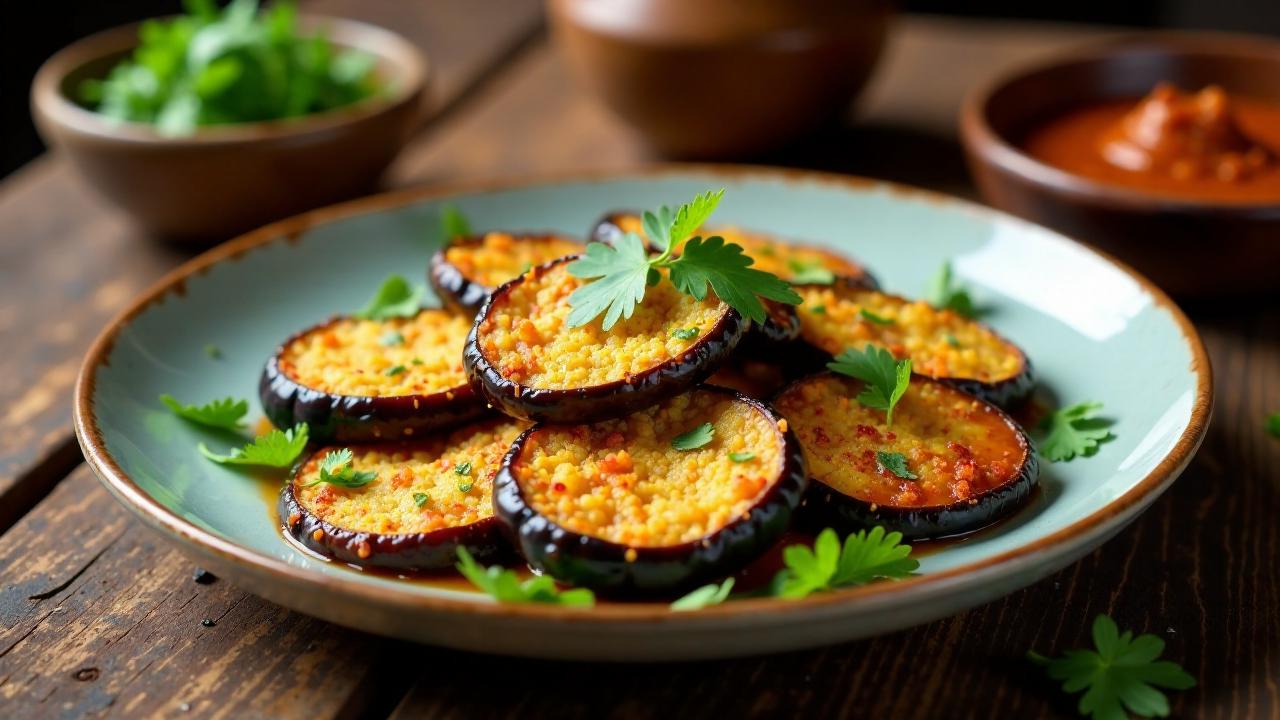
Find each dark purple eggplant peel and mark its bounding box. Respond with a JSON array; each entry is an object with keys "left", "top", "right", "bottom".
[
  {"left": 429, "top": 232, "right": 584, "bottom": 313},
  {"left": 493, "top": 386, "right": 808, "bottom": 594}
]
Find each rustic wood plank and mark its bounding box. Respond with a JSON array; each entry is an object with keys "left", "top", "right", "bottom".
[
  {"left": 0, "top": 0, "right": 545, "bottom": 531},
  {"left": 0, "top": 468, "right": 418, "bottom": 719}
]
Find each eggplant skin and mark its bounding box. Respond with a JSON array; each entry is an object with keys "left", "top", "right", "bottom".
[
  {"left": 279, "top": 477, "right": 508, "bottom": 572},
  {"left": 429, "top": 233, "right": 582, "bottom": 314},
  {"left": 463, "top": 258, "right": 747, "bottom": 424},
  {"left": 493, "top": 386, "right": 809, "bottom": 595},
  {"left": 260, "top": 320, "right": 488, "bottom": 443},
  {"left": 738, "top": 300, "right": 802, "bottom": 356}
]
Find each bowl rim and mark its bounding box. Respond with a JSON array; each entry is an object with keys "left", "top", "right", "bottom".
[
  {"left": 30, "top": 13, "right": 429, "bottom": 146},
  {"left": 72, "top": 163, "right": 1214, "bottom": 625},
  {"left": 960, "top": 30, "right": 1280, "bottom": 215}
]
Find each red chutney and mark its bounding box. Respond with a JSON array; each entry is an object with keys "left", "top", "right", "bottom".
[{"left": 1023, "top": 83, "right": 1280, "bottom": 202}]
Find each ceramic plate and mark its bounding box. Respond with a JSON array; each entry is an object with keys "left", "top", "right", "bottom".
[{"left": 75, "top": 166, "right": 1211, "bottom": 661}]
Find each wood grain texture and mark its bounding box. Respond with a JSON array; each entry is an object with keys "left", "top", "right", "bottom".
[
  {"left": 0, "top": 0, "right": 544, "bottom": 533},
  {"left": 1, "top": 12, "right": 1277, "bottom": 720}
]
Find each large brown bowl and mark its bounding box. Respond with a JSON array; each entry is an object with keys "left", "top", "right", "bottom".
[
  {"left": 31, "top": 16, "right": 428, "bottom": 243},
  {"left": 547, "top": 0, "right": 892, "bottom": 159},
  {"left": 961, "top": 33, "right": 1280, "bottom": 297}
]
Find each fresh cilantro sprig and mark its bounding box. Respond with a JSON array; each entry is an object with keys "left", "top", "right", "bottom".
[
  {"left": 1029, "top": 615, "right": 1195, "bottom": 720},
  {"left": 773, "top": 527, "right": 918, "bottom": 599},
  {"left": 1040, "top": 402, "right": 1115, "bottom": 462},
  {"left": 302, "top": 448, "right": 377, "bottom": 488},
  {"left": 927, "top": 261, "right": 978, "bottom": 317},
  {"left": 670, "top": 578, "right": 735, "bottom": 611},
  {"left": 199, "top": 423, "right": 309, "bottom": 467},
  {"left": 827, "top": 345, "right": 912, "bottom": 425},
  {"left": 161, "top": 394, "right": 248, "bottom": 431},
  {"left": 456, "top": 548, "right": 594, "bottom": 606},
  {"left": 876, "top": 451, "right": 917, "bottom": 480},
  {"left": 440, "top": 204, "right": 472, "bottom": 241},
  {"left": 566, "top": 191, "right": 801, "bottom": 330},
  {"left": 672, "top": 423, "right": 715, "bottom": 450},
  {"left": 356, "top": 274, "right": 425, "bottom": 320},
  {"left": 79, "top": 0, "right": 378, "bottom": 136}
]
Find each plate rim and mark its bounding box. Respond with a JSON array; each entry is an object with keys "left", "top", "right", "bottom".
[{"left": 73, "top": 163, "right": 1214, "bottom": 623}]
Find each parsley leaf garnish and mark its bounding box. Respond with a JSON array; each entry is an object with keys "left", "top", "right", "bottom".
[
  {"left": 458, "top": 479, "right": 474, "bottom": 493},
  {"left": 827, "top": 345, "right": 912, "bottom": 425},
  {"left": 672, "top": 423, "right": 715, "bottom": 450},
  {"left": 926, "top": 261, "right": 978, "bottom": 317},
  {"left": 440, "top": 204, "right": 472, "bottom": 241},
  {"left": 161, "top": 394, "right": 248, "bottom": 431},
  {"left": 1029, "top": 615, "right": 1195, "bottom": 720},
  {"left": 204, "top": 343, "right": 222, "bottom": 359},
  {"left": 810, "top": 304, "right": 826, "bottom": 314},
  {"left": 787, "top": 259, "right": 835, "bottom": 285},
  {"left": 876, "top": 451, "right": 917, "bottom": 479},
  {"left": 1040, "top": 402, "right": 1115, "bottom": 462},
  {"left": 671, "top": 327, "right": 699, "bottom": 340},
  {"left": 413, "top": 492, "right": 429, "bottom": 507},
  {"left": 455, "top": 548, "right": 594, "bottom": 606},
  {"left": 454, "top": 461, "right": 472, "bottom": 476},
  {"left": 198, "top": 423, "right": 309, "bottom": 467},
  {"left": 567, "top": 191, "right": 802, "bottom": 330},
  {"left": 384, "top": 365, "right": 407, "bottom": 377},
  {"left": 860, "top": 308, "right": 894, "bottom": 325},
  {"left": 773, "top": 527, "right": 918, "bottom": 600},
  {"left": 1266, "top": 412, "right": 1280, "bottom": 438},
  {"left": 728, "top": 451, "right": 755, "bottom": 463},
  {"left": 670, "top": 578, "right": 735, "bottom": 611},
  {"left": 379, "top": 330, "right": 404, "bottom": 346},
  {"left": 302, "top": 448, "right": 377, "bottom": 488},
  {"left": 356, "top": 275, "right": 424, "bottom": 320}
]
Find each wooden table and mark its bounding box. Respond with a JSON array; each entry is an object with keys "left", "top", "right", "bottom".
[{"left": 2, "top": 4, "right": 1277, "bottom": 718}]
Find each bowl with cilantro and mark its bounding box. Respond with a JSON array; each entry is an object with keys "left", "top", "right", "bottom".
[{"left": 31, "top": 0, "right": 428, "bottom": 242}]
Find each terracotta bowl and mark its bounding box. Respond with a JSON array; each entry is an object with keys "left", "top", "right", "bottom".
[
  {"left": 31, "top": 17, "right": 428, "bottom": 243},
  {"left": 960, "top": 33, "right": 1280, "bottom": 297},
  {"left": 547, "top": 0, "right": 893, "bottom": 159}
]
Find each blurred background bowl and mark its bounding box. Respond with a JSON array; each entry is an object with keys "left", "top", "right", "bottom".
[
  {"left": 31, "top": 16, "right": 428, "bottom": 244},
  {"left": 547, "top": 0, "right": 893, "bottom": 159},
  {"left": 961, "top": 33, "right": 1280, "bottom": 297}
]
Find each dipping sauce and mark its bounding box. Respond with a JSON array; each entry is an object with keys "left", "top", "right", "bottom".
[{"left": 1023, "top": 83, "right": 1280, "bottom": 202}]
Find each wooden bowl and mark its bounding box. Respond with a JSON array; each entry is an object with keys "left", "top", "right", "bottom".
[
  {"left": 547, "top": 0, "right": 893, "bottom": 159},
  {"left": 960, "top": 33, "right": 1280, "bottom": 297},
  {"left": 31, "top": 17, "right": 428, "bottom": 244}
]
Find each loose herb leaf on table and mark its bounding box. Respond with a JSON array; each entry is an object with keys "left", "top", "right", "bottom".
[
  {"left": 827, "top": 345, "right": 912, "bottom": 425},
  {"left": 199, "top": 423, "right": 309, "bottom": 467},
  {"left": 160, "top": 394, "right": 248, "bottom": 430},
  {"left": 456, "top": 548, "right": 595, "bottom": 606},
  {"left": 1029, "top": 614, "right": 1195, "bottom": 720},
  {"left": 567, "top": 190, "right": 801, "bottom": 330}
]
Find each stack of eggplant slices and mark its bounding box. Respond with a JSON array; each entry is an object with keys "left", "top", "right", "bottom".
[{"left": 263, "top": 190, "right": 1038, "bottom": 599}]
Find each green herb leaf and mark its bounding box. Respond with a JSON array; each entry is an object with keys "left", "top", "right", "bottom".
[
  {"left": 379, "top": 330, "right": 404, "bottom": 346},
  {"left": 642, "top": 189, "right": 724, "bottom": 252},
  {"left": 773, "top": 527, "right": 918, "bottom": 599},
  {"left": 384, "top": 365, "right": 407, "bottom": 377},
  {"left": 440, "top": 204, "right": 472, "bottom": 241},
  {"left": 458, "top": 479, "right": 474, "bottom": 493},
  {"left": 787, "top": 259, "right": 836, "bottom": 285},
  {"left": 161, "top": 394, "right": 248, "bottom": 430},
  {"left": 204, "top": 343, "right": 222, "bottom": 359},
  {"left": 670, "top": 578, "right": 735, "bottom": 611},
  {"left": 1030, "top": 615, "right": 1195, "bottom": 720},
  {"left": 810, "top": 304, "right": 826, "bottom": 315},
  {"left": 728, "top": 451, "right": 756, "bottom": 463},
  {"left": 670, "top": 327, "right": 699, "bottom": 340},
  {"left": 1040, "top": 402, "right": 1115, "bottom": 462},
  {"left": 198, "top": 423, "right": 309, "bottom": 467},
  {"left": 827, "top": 345, "right": 912, "bottom": 425},
  {"left": 454, "top": 461, "right": 472, "bottom": 476},
  {"left": 566, "top": 232, "right": 653, "bottom": 330},
  {"left": 455, "top": 547, "right": 595, "bottom": 606},
  {"left": 302, "top": 448, "right": 377, "bottom": 488},
  {"left": 859, "top": 308, "right": 894, "bottom": 325},
  {"left": 413, "top": 492, "right": 429, "bottom": 507},
  {"left": 876, "top": 451, "right": 917, "bottom": 480},
  {"left": 926, "top": 261, "right": 977, "bottom": 317},
  {"left": 356, "top": 275, "right": 424, "bottom": 320},
  {"left": 672, "top": 423, "right": 715, "bottom": 451},
  {"left": 668, "top": 235, "right": 803, "bottom": 325},
  {"left": 1266, "top": 412, "right": 1280, "bottom": 438},
  {"left": 944, "top": 333, "right": 960, "bottom": 348}
]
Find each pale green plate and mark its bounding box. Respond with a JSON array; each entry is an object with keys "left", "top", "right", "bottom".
[{"left": 75, "top": 166, "right": 1211, "bottom": 660}]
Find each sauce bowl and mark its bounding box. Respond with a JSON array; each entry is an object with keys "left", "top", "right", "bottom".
[{"left": 960, "top": 33, "right": 1280, "bottom": 296}]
